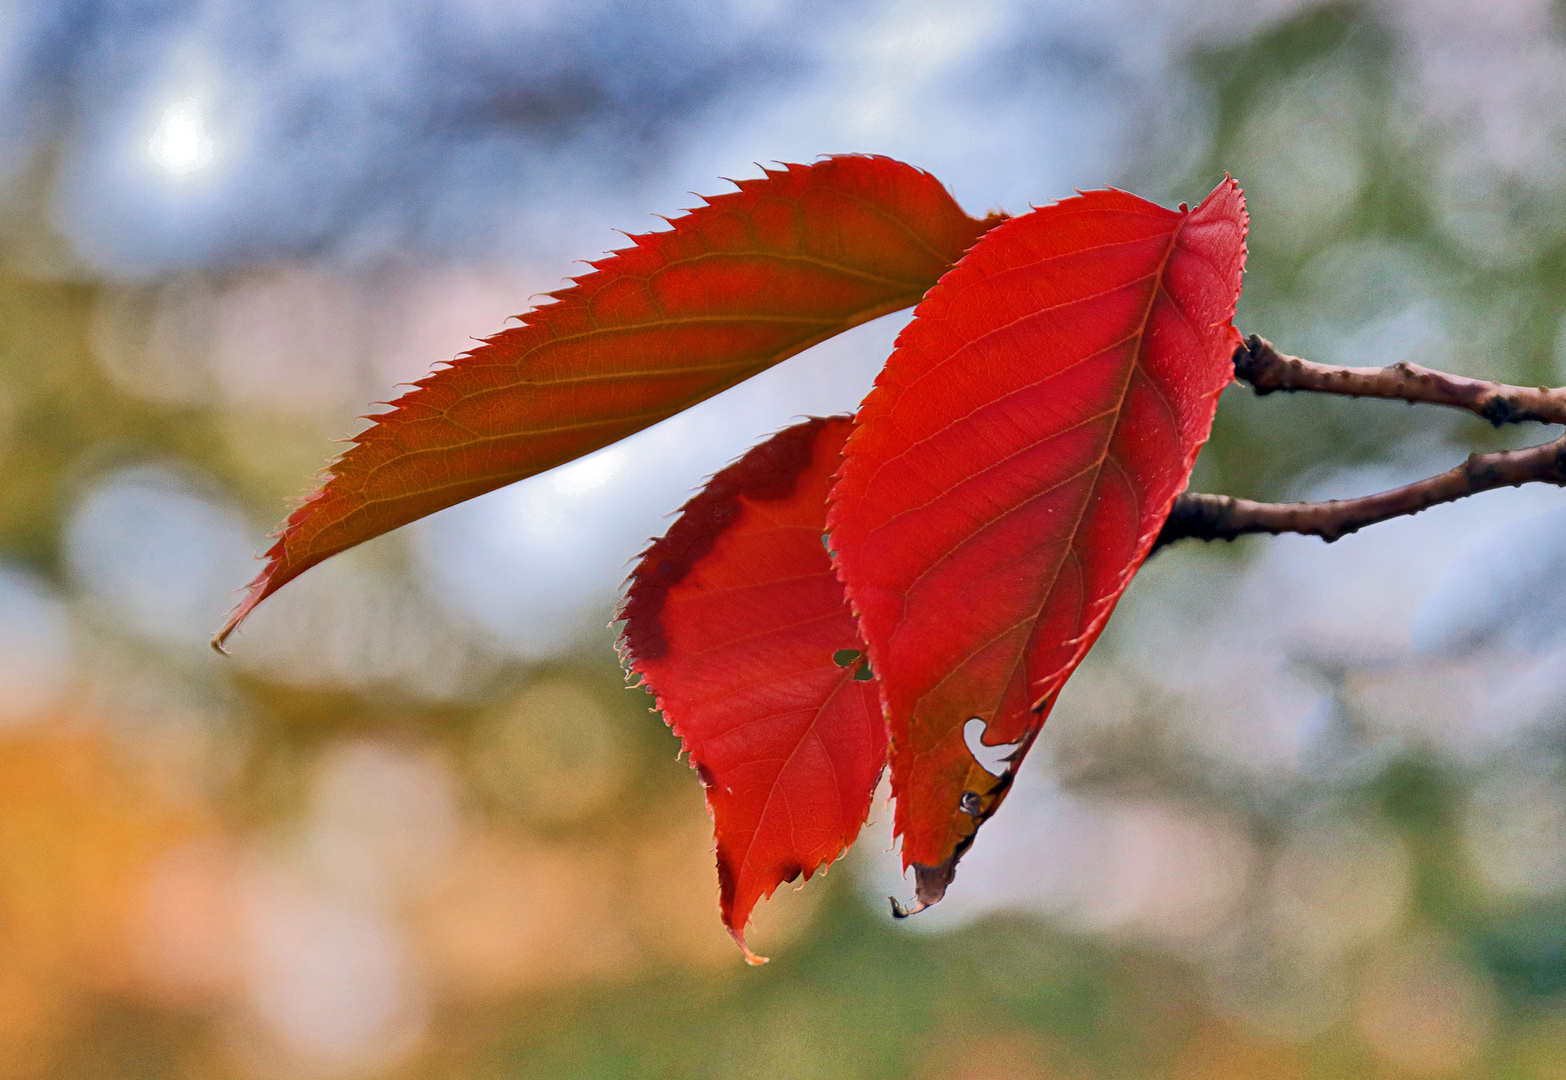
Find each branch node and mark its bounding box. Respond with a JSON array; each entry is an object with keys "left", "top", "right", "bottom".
[{"left": 1480, "top": 397, "right": 1522, "bottom": 427}]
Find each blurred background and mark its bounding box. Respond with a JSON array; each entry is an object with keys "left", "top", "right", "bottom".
[{"left": 3, "top": 0, "right": 1566, "bottom": 1076}]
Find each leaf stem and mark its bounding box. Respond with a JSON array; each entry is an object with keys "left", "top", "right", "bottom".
[{"left": 1156, "top": 336, "right": 1566, "bottom": 551}]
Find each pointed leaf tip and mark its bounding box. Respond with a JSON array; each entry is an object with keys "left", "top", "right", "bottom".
[{"left": 733, "top": 929, "right": 769, "bottom": 966}]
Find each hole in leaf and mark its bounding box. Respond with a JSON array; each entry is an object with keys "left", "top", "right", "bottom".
[
  {"left": 852, "top": 662, "right": 874, "bottom": 681},
  {"left": 963, "top": 717, "right": 1022, "bottom": 777},
  {"left": 832, "top": 649, "right": 862, "bottom": 667}
]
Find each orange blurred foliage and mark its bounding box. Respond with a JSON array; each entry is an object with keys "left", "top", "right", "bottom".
[{"left": 0, "top": 720, "right": 201, "bottom": 1075}]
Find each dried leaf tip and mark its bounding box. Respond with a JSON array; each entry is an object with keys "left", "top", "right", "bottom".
[
  {"left": 731, "top": 929, "right": 769, "bottom": 966},
  {"left": 211, "top": 568, "right": 270, "bottom": 652}
]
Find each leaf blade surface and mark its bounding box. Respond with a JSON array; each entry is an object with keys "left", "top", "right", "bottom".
[
  {"left": 827, "top": 180, "right": 1248, "bottom": 908},
  {"left": 621, "top": 416, "right": 886, "bottom": 960},
  {"left": 218, "top": 156, "right": 996, "bottom": 645}
]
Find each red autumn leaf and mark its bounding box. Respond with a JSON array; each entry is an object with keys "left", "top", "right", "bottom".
[
  {"left": 216, "top": 156, "right": 1000, "bottom": 647},
  {"left": 621, "top": 416, "right": 885, "bottom": 962},
  {"left": 828, "top": 180, "right": 1249, "bottom": 910}
]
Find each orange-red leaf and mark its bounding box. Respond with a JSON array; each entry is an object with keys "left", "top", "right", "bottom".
[
  {"left": 217, "top": 156, "right": 999, "bottom": 646},
  {"left": 620, "top": 416, "right": 885, "bottom": 962},
  {"left": 827, "top": 180, "right": 1248, "bottom": 910}
]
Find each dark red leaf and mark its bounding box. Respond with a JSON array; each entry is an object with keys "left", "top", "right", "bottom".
[
  {"left": 621, "top": 416, "right": 886, "bottom": 961},
  {"left": 217, "top": 157, "right": 999, "bottom": 647},
  {"left": 827, "top": 180, "right": 1248, "bottom": 910}
]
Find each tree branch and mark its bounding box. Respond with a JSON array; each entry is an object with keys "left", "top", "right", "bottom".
[
  {"left": 1153, "top": 336, "right": 1566, "bottom": 552},
  {"left": 1156, "top": 434, "right": 1566, "bottom": 550},
  {"left": 1233, "top": 334, "right": 1566, "bottom": 426}
]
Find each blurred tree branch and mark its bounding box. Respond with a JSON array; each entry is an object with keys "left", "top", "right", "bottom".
[{"left": 1157, "top": 336, "right": 1566, "bottom": 551}]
